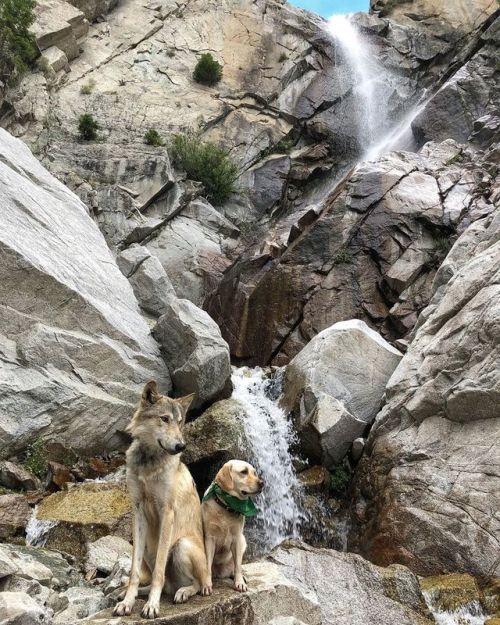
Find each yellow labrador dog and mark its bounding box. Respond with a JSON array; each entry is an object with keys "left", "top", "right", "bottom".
[
  {"left": 201, "top": 460, "right": 264, "bottom": 594},
  {"left": 114, "top": 381, "right": 210, "bottom": 619}
]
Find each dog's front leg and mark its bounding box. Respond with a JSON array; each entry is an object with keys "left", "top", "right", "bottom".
[
  {"left": 202, "top": 536, "right": 216, "bottom": 596},
  {"left": 142, "top": 507, "right": 174, "bottom": 619},
  {"left": 231, "top": 533, "right": 247, "bottom": 592},
  {"left": 114, "top": 504, "right": 147, "bottom": 616}
]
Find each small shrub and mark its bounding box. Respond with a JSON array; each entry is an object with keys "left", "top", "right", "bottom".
[
  {"left": 434, "top": 236, "right": 452, "bottom": 253},
  {"left": 0, "top": 0, "right": 37, "bottom": 85},
  {"left": 329, "top": 464, "right": 351, "bottom": 495},
  {"left": 167, "top": 49, "right": 175, "bottom": 58},
  {"left": 333, "top": 249, "right": 353, "bottom": 265},
  {"left": 24, "top": 439, "right": 49, "bottom": 479},
  {"left": 144, "top": 128, "right": 164, "bottom": 146},
  {"left": 193, "top": 53, "right": 223, "bottom": 86},
  {"left": 171, "top": 133, "right": 238, "bottom": 205},
  {"left": 78, "top": 113, "right": 99, "bottom": 140},
  {"left": 278, "top": 52, "right": 288, "bottom": 63},
  {"left": 80, "top": 78, "right": 96, "bottom": 95},
  {"left": 118, "top": 78, "right": 126, "bottom": 86}
]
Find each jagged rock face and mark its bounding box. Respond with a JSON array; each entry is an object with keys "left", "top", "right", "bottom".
[
  {"left": 207, "top": 138, "right": 497, "bottom": 365},
  {"left": 370, "top": 0, "right": 497, "bottom": 35},
  {"left": 0, "top": 129, "right": 169, "bottom": 458},
  {"left": 350, "top": 211, "right": 500, "bottom": 578},
  {"left": 412, "top": 19, "right": 500, "bottom": 146}
]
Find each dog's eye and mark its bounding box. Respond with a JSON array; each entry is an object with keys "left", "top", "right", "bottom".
[
  {"left": 240, "top": 468, "right": 248, "bottom": 475},
  {"left": 161, "top": 415, "right": 170, "bottom": 423}
]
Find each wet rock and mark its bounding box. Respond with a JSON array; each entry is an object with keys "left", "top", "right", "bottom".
[
  {"left": 297, "top": 466, "right": 330, "bottom": 494},
  {"left": 0, "top": 129, "right": 169, "bottom": 460},
  {"left": 351, "top": 438, "right": 365, "bottom": 462},
  {"left": 351, "top": 211, "right": 500, "bottom": 577},
  {"left": 0, "top": 462, "right": 40, "bottom": 492},
  {"left": 36, "top": 483, "right": 132, "bottom": 558},
  {"left": 85, "top": 535, "right": 132, "bottom": 575},
  {"left": 153, "top": 298, "right": 232, "bottom": 409},
  {"left": 183, "top": 399, "right": 250, "bottom": 493},
  {"left": 420, "top": 573, "right": 483, "bottom": 613},
  {"left": 282, "top": 320, "right": 402, "bottom": 466},
  {"left": 0, "top": 494, "right": 31, "bottom": 540},
  {"left": 0, "top": 591, "right": 48, "bottom": 625}
]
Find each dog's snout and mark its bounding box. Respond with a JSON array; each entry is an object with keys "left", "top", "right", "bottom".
[{"left": 175, "top": 442, "right": 186, "bottom": 453}]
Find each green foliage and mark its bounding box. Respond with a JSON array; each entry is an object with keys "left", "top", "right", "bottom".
[
  {"left": 329, "top": 464, "right": 351, "bottom": 495},
  {"left": 0, "top": 0, "right": 36, "bottom": 85},
  {"left": 24, "top": 439, "right": 48, "bottom": 479},
  {"left": 434, "top": 236, "right": 452, "bottom": 253},
  {"left": 80, "top": 78, "right": 96, "bottom": 95},
  {"left": 144, "top": 128, "right": 164, "bottom": 146},
  {"left": 333, "top": 249, "right": 353, "bottom": 265},
  {"left": 193, "top": 53, "right": 223, "bottom": 86},
  {"left": 171, "top": 133, "right": 239, "bottom": 205},
  {"left": 78, "top": 113, "right": 99, "bottom": 141}
]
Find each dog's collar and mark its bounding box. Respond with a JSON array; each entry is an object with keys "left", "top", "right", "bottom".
[{"left": 202, "top": 482, "right": 258, "bottom": 518}]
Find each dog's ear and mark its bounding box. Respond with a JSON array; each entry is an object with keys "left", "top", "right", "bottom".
[
  {"left": 176, "top": 393, "right": 195, "bottom": 416},
  {"left": 142, "top": 380, "right": 160, "bottom": 404},
  {"left": 215, "top": 462, "right": 234, "bottom": 492}
]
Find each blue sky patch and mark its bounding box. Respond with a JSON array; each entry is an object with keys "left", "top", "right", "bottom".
[{"left": 291, "top": 0, "right": 369, "bottom": 17}]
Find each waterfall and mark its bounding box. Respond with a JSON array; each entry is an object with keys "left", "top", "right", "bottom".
[
  {"left": 422, "top": 590, "right": 487, "bottom": 625},
  {"left": 327, "top": 14, "right": 389, "bottom": 155},
  {"left": 327, "top": 13, "right": 422, "bottom": 161},
  {"left": 25, "top": 507, "right": 57, "bottom": 547},
  {"left": 231, "top": 367, "right": 305, "bottom": 552}
]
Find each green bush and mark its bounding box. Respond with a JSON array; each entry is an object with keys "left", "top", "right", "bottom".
[
  {"left": 434, "top": 236, "right": 452, "bottom": 253},
  {"left": 78, "top": 113, "right": 99, "bottom": 140},
  {"left": 171, "top": 133, "right": 238, "bottom": 205},
  {"left": 0, "top": 0, "right": 36, "bottom": 86},
  {"left": 329, "top": 464, "right": 351, "bottom": 495},
  {"left": 333, "top": 249, "right": 353, "bottom": 265},
  {"left": 193, "top": 53, "right": 223, "bottom": 86},
  {"left": 24, "top": 439, "right": 48, "bottom": 479},
  {"left": 144, "top": 128, "right": 164, "bottom": 146}
]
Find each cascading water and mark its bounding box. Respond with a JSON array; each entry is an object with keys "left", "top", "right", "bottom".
[
  {"left": 327, "top": 14, "right": 390, "bottom": 155},
  {"left": 327, "top": 13, "right": 423, "bottom": 161},
  {"left": 25, "top": 507, "right": 57, "bottom": 547},
  {"left": 231, "top": 367, "right": 305, "bottom": 552}
]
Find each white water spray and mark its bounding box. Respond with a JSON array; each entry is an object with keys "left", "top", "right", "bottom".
[
  {"left": 25, "top": 507, "right": 57, "bottom": 547},
  {"left": 231, "top": 367, "right": 304, "bottom": 551},
  {"left": 327, "top": 14, "right": 389, "bottom": 154}
]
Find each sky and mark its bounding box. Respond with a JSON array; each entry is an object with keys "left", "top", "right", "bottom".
[{"left": 291, "top": 0, "right": 369, "bottom": 17}]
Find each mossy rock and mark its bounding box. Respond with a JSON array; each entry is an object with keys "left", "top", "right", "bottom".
[
  {"left": 37, "top": 483, "right": 131, "bottom": 558},
  {"left": 485, "top": 619, "right": 500, "bottom": 625},
  {"left": 420, "top": 573, "right": 482, "bottom": 613},
  {"left": 482, "top": 578, "right": 500, "bottom": 616}
]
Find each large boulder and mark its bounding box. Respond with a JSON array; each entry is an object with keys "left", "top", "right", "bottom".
[
  {"left": 0, "top": 129, "right": 170, "bottom": 459},
  {"left": 35, "top": 482, "right": 132, "bottom": 558},
  {"left": 82, "top": 542, "right": 436, "bottom": 625},
  {"left": 80, "top": 557, "right": 322, "bottom": 625},
  {"left": 153, "top": 298, "right": 232, "bottom": 409},
  {"left": 0, "top": 494, "right": 31, "bottom": 541},
  {"left": 183, "top": 399, "right": 250, "bottom": 493},
  {"left": 351, "top": 211, "right": 500, "bottom": 577},
  {"left": 282, "top": 320, "right": 402, "bottom": 467}
]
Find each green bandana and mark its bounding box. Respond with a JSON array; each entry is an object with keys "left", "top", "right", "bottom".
[{"left": 202, "top": 482, "right": 258, "bottom": 517}]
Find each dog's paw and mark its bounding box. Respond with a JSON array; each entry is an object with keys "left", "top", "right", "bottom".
[
  {"left": 201, "top": 583, "right": 213, "bottom": 596},
  {"left": 234, "top": 578, "right": 248, "bottom": 593},
  {"left": 113, "top": 599, "right": 134, "bottom": 616},
  {"left": 174, "top": 587, "right": 193, "bottom": 603},
  {"left": 141, "top": 601, "right": 160, "bottom": 619}
]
